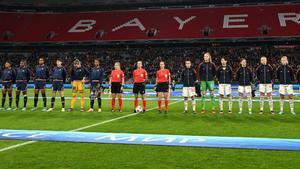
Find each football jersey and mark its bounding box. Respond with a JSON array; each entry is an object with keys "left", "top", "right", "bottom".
[
  {"left": 133, "top": 68, "right": 147, "bottom": 83},
  {"left": 111, "top": 69, "right": 124, "bottom": 83},
  {"left": 156, "top": 69, "right": 171, "bottom": 83}
]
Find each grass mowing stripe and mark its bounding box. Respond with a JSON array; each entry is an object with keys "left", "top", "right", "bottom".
[{"left": 0, "top": 100, "right": 182, "bottom": 153}]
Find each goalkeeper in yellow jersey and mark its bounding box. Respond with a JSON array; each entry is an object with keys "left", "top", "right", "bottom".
[{"left": 68, "top": 59, "right": 89, "bottom": 112}]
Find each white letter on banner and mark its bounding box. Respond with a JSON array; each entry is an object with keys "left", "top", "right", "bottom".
[
  {"left": 173, "top": 16, "right": 197, "bottom": 30},
  {"left": 142, "top": 137, "right": 176, "bottom": 143},
  {"left": 179, "top": 138, "right": 206, "bottom": 144},
  {"left": 94, "top": 134, "right": 138, "bottom": 142},
  {"left": 223, "top": 14, "right": 248, "bottom": 28},
  {"left": 278, "top": 13, "right": 300, "bottom": 27},
  {"left": 2, "top": 132, "right": 33, "bottom": 138},
  {"left": 112, "top": 18, "right": 145, "bottom": 32},
  {"left": 68, "top": 20, "right": 96, "bottom": 33},
  {"left": 27, "top": 133, "right": 51, "bottom": 139}
]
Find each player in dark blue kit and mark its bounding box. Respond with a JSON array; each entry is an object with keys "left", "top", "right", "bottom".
[
  {"left": 13, "top": 60, "right": 32, "bottom": 111},
  {"left": 87, "top": 59, "right": 104, "bottom": 112},
  {"left": 0, "top": 61, "right": 16, "bottom": 111},
  {"left": 31, "top": 57, "right": 49, "bottom": 112},
  {"left": 47, "top": 58, "right": 67, "bottom": 112}
]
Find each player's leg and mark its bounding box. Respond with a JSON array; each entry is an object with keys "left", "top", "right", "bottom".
[
  {"left": 183, "top": 97, "right": 188, "bottom": 113},
  {"left": 68, "top": 82, "right": 78, "bottom": 112},
  {"left": 246, "top": 86, "right": 252, "bottom": 114},
  {"left": 22, "top": 90, "right": 28, "bottom": 111},
  {"left": 133, "top": 84, "right": 139, "bottom": 111},
  {"left": 163, "top": 92, "right": 169, "bottom": 113},
  {"left": 111, "top": 93, "right": 116, "bottom": 112},
  {"left": 14, "top": 90, "right": 21, "bottom": 110},
  {"left": 190, "top": 96, "right": 196, "bottom": 113},
  {"left": 238, "top": 86, "right": 244, "bottom": 114},
  {"left": 134, "top": 93, "right": 138, "bottom": 111},
  {"left": 88, "top": 87, "right": 95, "bottom": 112},
  {"left": 7, "top": 86, "right": 13, "bottom": 110},
  {"left": 208, "top": 81, "right": 216, "bottom": 113},
  {"left": 1, "top": 87, "right": 7, "bottom": 110},
  {"left": 227, "top": 84, "right": 233, "bottom": 113},
  {"left": 141, "top": 94, "right": 146, "bottom": 112},
  {"left": 279, "top": 85, "right": 285, "bottom": 114},
  {"left": 60, "top": 88, "right": 65, "bottom": 112},
  {"left": 227, "top": 94, "right": 232, "bottom": 113},
  {"left": 200, "top": 81, "right": 207, "bottom": 113},
  {"left": 41, "top": 88, "right": 47, "bottom": 112},
  {"left": 48, "top": 90, "right": 56, "bottom": 112},
  {"left": 182, "top": 87, "right": 188, "bottom": 113},
  {"left": 247, "top": 91, "right": 252, "bottom": 114},
  {"left": 218, "top": 84, "right": 224, "bottom": 114},
  {"left": 288, "top": 85, "right": 295, "bottom": 115},
  {"left": 259, "top": 84, "right": 265, "bottom": 114},
  {"left": 31, "top": 88, "right": 39, "bottom": 111},
  {"left": 117, "top": 93, "right": 122, "bottom": 112},
  {"left": 97, "top": 90, "right": 102, "bottom": 112},
  {"left": 267, "top": 84, "right": 274, "bottom": 114},
  {"left": 79, "top": 82, "right": 85, "bottom": 112},
  {"left": 157, "top": 92, "right": 163, "bottom": 113}
]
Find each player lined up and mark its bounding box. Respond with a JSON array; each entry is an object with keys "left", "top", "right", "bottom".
[{"left": 0, "top": 54, "right": 299, "bottom": 115}]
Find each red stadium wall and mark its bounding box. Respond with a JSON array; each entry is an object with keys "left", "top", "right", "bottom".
[{"left": 0, "top": 4, "right": 299, "bottom": 42}]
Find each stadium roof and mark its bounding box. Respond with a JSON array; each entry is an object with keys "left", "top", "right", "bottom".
[{"left": 0, "top": 0, "right": 299, "bottom": 12}]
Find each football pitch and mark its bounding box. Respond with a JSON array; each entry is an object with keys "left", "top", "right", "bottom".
[{"left": 0, "top": 89, "right": 299, "bottom": 169}]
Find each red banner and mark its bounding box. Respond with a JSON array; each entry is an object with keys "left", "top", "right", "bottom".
[{"left": 0, "top": 4, "right": 299, "bottom": 42}]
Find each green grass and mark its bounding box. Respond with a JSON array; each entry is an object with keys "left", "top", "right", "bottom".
[{"left": 0, "top": 89, "right": 299, "bottom": 169}]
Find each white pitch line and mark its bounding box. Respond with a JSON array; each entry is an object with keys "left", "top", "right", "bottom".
[{"left": 0, "top": 100, "right": 182, "bottom": 153}]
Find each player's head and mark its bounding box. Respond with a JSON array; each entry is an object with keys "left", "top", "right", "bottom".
[
  {"left": 240, "top": 58, "right": 247, "bottom": 67},
  {"left": 280, "top": 56, "right": 288, "bottom": 65},
  {"left": 260, "top": 56, "right": 267, "bottom": 65},
  {"left": 203, "top": 52, "right": 211, "bottom": 63},
  {"left": 159, "top": 61, "right": 165, "bottom": 69},
  {"left": 39, "top": 57, "right": 45, "bottom": 65},
  {"left": 56, "top": 58, "right": 63, "bottom": 67},
  {"left": 94, "top": 59, "right": 100, "bottom": 67},
  {"left": 20, "top": 60, "right": 27, "bottom": 67},
  {"left": 185, "top": 59, "right": 191, "bottom": 68},
  {"left": 114, "top": 62, "right": 120, "bottom": 70},
  {"left": 5, "top": 61, "right": 11, "bottom": 68},
  {"left": 220, "top": 57, "right": 228, "bottom": 66},
  {"left": 73, "top": 59, "right": 81, "bottom": 68},
  {"left": 137, "top": 61, "right": 143, "bottom": 68}
]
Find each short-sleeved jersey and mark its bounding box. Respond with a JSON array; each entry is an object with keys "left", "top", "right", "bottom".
[
  {"left": 156, "top": 69, "right": 171, "bottom": 83},
  {"left": 111, "top": 69, "right": 124, "bottom": 83},
  {"left": 133, "top": 68, "right": 147, "bottom": 83}
]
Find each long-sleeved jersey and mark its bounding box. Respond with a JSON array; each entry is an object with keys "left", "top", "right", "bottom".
[
  {"left": 34, "top": 64, "right": 49, "bottom": 81},
  {"left": 216, "top": 65, "right": 233, "bottom": 84},
  {"left": 70, "top": 66, "right": 89, "bottom": 81},
  {"left": 236, "top": 67, "right": 253, "bottom": 86},
  {"left": 255, "top": 64, "right": 273, "bottom": 84},
  {"left": 276, "top": 65, "right": 294, "bottom": 84},
  {"left": 1, "top": 68, "right": 16, "bottom": 83},
  {"left": 89, "top": 66, "right": 104, "bottom": 83},
  {"left": 197, "top": 62, "right": 216, "bottom": 81},
  {"left": 181, "top": 68, "right": 197, "bottom": 87},
  {"left": 15, "top": 67, "right": 31, "bottom": 82},
  {"left": 51, "top": 66, "right": 67, "bottom": 83}
]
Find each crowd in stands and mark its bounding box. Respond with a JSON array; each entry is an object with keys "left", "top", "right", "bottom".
[{"left": 0, "top": 46, "right": 299, "bottom": 84}]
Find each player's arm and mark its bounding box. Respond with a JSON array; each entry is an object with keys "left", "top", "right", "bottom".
[
  {"left": 289, "top": 66, "right": 295, "bottom": 82},
  {"left": 249, "top": 68, "right": 254, "bottom": 83},
  {"left": 12, "top": 68, "right": 16, "bottom": 84},
  {"left": 255, "top": 65, "right": 260, "bottom": 83},
  {"left": 144, "top": 70, "right": 148, "bottom": 82},
  {"left": 62, "top": 68, "right": 67, "bottom": 83}
]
